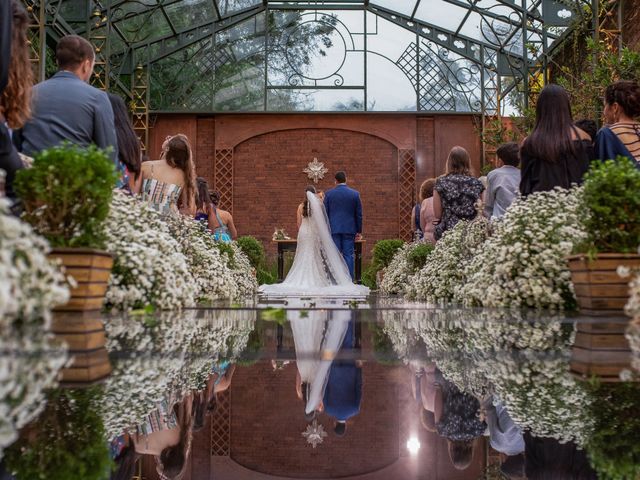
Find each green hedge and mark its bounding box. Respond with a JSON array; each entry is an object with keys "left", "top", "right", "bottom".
[{"left": 362, "top": 239, "right": 404, "bottom": 289}]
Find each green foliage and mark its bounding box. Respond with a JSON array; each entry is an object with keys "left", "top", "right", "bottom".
[
  {"left": 361, "top": 262, "right": 377, "bottom": 289},
  {"left": 369, "top": 323, "right": 401, "bottom": 365},
  {"left": 557, "top": 40, "right": 640, "bottom": 123},
  {"left": 586, "top": 382, "right": 640, "bottom": 480},
  {"left": 579, "top": 157, "right": 640, "bottom": 253},
  {"left": 236, "top": 236, "right": 264, "bottom": 269},
  {"left": 362, "top": 239, "right": 404, "bottom": 288},
  {"left": 5, "top": 387, "right": 111, "bottom": 480},
  {"left": 236, "top": 325, "right": 263, "bottom": 366},
  {"left": 215, "top": 241, "right": 236, "bottom": 268},
  {"left": 406, "top": 242, "right": 435, "bottom": 272},
  {"left": 14, "top": 144, "right": 118, "bottom": 249},
  {"left": 236, "top": 235, "right": 276, "bottom": 284},
  {"left": 372, "top": 239, "right": 405, "bottom": 268}
]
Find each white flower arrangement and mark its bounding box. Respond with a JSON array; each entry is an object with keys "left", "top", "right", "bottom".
[
  {"left": 0, "top": 197, "right": 70, "bottom": 327},
  {"left": 104, "top": 192, "right": 196, "bottom": 310},
  {"left": 163, "top": 213, "right": 257, "bottom": 302},
  {"left": 381, "top": 305, "right": 593, "bottom": 445},
  {"left": 0, "top": 198, "right": 70, "bottom": 457},
  {"left": 104, "top": 192, "right": 256, "bottom": 311},
  {"left": 457, "top": 188, "right": 587, "bottom": 310},
  {"left": 624, "top": 249, "right": 640, "bottom": 373},
  {"left": 621, "top": 248, "right": 640, "bottom": 319},
  {"left": 100, "top": 309, "right": 255, "bottom": 439},
  {"left": 380, "top": 242, "right": 432, "bottom": 295},
  {"left": 405, "top": 218, "right": 489, "bottom": 303}
]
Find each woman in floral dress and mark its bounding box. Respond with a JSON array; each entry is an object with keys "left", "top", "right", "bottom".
[
  {"left": 436, "top": 380, "right": 486, "bottom": 470},
  {"left": 433, "top": 146, "right": 484, "bottom": 241}
]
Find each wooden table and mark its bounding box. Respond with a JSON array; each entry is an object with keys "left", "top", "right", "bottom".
[{"left": 273, "top": 239, "right": 365, "bottom": 284}]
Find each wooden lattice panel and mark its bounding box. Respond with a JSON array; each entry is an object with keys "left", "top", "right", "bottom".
[
  {"left": 210, "top": 390, "right": 231, "bottom": 457},
  {"left": 214, "top": 149, "right": 234, "bottom": 213},
  {"left": 398, "top": 149, "right": 416, "bottom": 241}
]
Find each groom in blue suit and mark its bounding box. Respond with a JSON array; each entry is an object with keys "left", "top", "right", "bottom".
[{"left": 324, "top": 171, "right": 363, "bottom": 279}]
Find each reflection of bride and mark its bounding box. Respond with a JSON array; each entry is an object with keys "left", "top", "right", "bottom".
[
  {"left": 285, "top": 298, "right": 352, "bottom": 418},
  {"left": 259, "top": 187, "right": 370, "bottom": 297}
]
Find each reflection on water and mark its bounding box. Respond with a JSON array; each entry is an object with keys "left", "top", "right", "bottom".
[{"left": 1, "top": 297, "right": 638, "bottom": 479}]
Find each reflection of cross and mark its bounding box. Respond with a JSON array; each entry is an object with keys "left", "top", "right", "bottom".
[
  {"left": 302, "top": 419, "right": 328, "bottom": 448},
  {"left": 304, "top": 157, "right": 329, "bottom": 184}
]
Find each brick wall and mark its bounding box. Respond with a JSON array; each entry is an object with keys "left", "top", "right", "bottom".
[
  {"left": 148, "top": 113, "right": 482, "bottom": 259},
  {"left": 233, "top": 128, "right": 400, "bottom": 258}
]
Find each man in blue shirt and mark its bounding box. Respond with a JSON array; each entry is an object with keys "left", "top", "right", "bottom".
[{"left": 18, "top": 35, "right": 118, "bottom": 164}]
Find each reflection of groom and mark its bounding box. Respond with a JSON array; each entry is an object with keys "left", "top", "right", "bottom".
[{"left": 324, "top": 171, "right": 363, "bottom": 280}]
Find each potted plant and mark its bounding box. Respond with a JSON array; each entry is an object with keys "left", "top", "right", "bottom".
[
  {"left": 15, "top": 144, "right": 119, "bottom": 311},
  {"left": 568, "top": 157, "right": 640, "bottom": 315}
]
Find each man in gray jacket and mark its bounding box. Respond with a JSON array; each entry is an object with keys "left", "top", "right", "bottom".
[{"left": 18, "top": 35, "right": 118, "bottom": 163}]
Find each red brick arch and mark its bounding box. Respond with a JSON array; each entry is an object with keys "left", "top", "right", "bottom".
[{"left": 231, "top": 128, "right": 408, "bottom": 259}]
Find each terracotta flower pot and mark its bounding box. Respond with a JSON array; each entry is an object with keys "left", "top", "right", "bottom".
[
  {"left": 49, "top": 248, "right": 113, "bottom": 312},
  {"left": 567, "top": 253, "right": 640, "bottom": 316}
]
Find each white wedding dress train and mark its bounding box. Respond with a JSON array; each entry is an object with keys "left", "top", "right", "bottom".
[{"left": 259, "top": 192, "right": 369, "bottom": 298}]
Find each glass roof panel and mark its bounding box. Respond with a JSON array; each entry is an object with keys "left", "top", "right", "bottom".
[
  {"left": 414, "top": 0, "right": 470, "bottom": 36},
  {"left": 217, "top": 0, "right": 262, "bottom": 16},
  {"left": 369, "top": 0, "right": 417, "bottom": 16},
  {"left": 164, "top": 0, "right": 217, "bottom": 31}
]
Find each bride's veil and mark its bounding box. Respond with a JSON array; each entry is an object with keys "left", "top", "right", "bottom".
[{"left": 306, "top": 192, "right": 353, "bottom": 286}]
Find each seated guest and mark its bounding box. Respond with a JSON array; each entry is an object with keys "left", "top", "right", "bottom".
[
  {"left": 18, "top": 35, "right": 118, "bottom": 164},
  {"left": 141, "top": 134, "right": 196, "bottom": 216},
  {"left": 108, "top": 93, "right": 142, "bottom": 194},
  {"left": 419, "top": 178, "right": 437, "bottom": 244},
  {"left": 433, "top": 147, "right": 484, "bottom": 240},
  {"left": 195, "top": 177, "right": 213, "bottom": 224},
  {"left": 596, "top": 80, "right": 640, "bottom": 167},
  {"left": 411, "top": 186, "right": 424, "bottom": 241},
  {"left": 574, "top": 119, "right": 598, "bottom": 144},
  {"left": 520, "top": 84, "right": 594, "bottom": 196},
  {"left": 484, "top": 142, "right": 520, "bottom": 219},
  {"left": 209, "top": 190, "right": 237, "bottom": 242},
  {"left": 0, "top": 0, "right": 30, "bottom": 200}
]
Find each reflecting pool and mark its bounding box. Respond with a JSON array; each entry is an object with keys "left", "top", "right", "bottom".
[{"left": 1, "top": 296, "right": 638, "bottom": 479}]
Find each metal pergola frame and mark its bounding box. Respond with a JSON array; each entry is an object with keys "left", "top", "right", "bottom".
[{"left": 21, "top": 0, "right": 612, "bottom": 153}]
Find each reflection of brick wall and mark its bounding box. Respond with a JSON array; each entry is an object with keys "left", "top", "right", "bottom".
[{"left": 230, "top": 360, "right": 400, "bottom": 478}]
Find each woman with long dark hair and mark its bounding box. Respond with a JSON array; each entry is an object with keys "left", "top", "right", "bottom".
[
  {"left": 0, "top": 0, "right": 31, "bottom": 199},
  {"left": 596, "top": 80, "right": 640, "bottom": 167},
  {"left": 208, "top": 190, "right": 237, "bottom": 242},
  {"left": 520, "top": 84, "right": 595, "bottom": 196},
  {"left": 141, "top": 134, "right": 197, "bottom": 215},
  {"left": 108, "top": 93, "right": 142, "bottom": 194}
]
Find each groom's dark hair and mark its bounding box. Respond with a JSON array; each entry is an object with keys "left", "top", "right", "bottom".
[{"left": 335, "top": 171, "right": 347, "bottom": 183}]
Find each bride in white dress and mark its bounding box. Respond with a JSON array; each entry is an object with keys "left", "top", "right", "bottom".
[{"left": 259, "top": 187, "right": 370, "bottom": 298}]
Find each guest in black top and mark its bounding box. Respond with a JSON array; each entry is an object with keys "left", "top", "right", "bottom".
[
  {"left": 0, "top": 0, "right": 31, "bottom": 200},
  {"left": 520, "top": 84, "right": 595, "bottom": 197}
]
